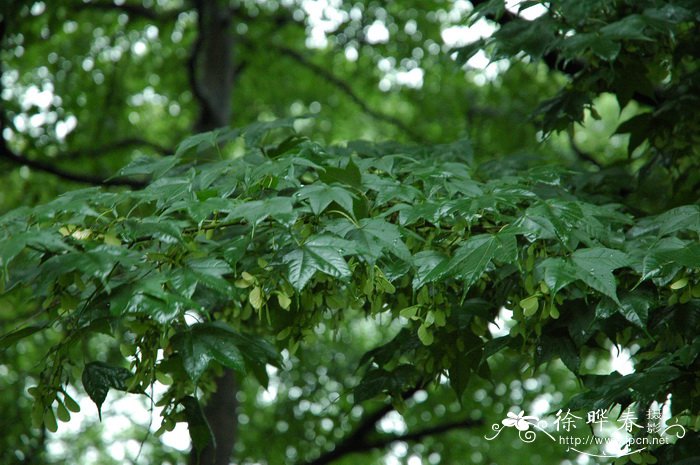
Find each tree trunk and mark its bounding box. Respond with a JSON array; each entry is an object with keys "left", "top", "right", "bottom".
[
  {"left": 190, "top": 369, "right": 238, "bottom": 465},
  {"left": 189, "top": 1, "right": 237, "bottom": 464},
  {"left": 192, "top": 0, "right": 234, "bottom": 131}
]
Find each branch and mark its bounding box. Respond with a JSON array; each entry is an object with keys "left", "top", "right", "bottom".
[
  {"left": 189, "top": 0, "right": 235, "bottom": 131},
  {"left": 0, "top": 117, "right": 148, "bottom": 188},
  {"left": 302, "top": 404, "right": 392, "bottom": 465},
  {"left": 0, "top": 143, "right": 147, "bottom": 188},
  {"left": 364, "top": 417, "right": 483, "bottom": 450},
  {"left": 273, "top": 45, "right": 425, "bottom": 142},
  {"left": 71, "top": 0, "right": 184, "bottom": 21},
  {"left": 56, "top": 137, "right": 173, "bottom": 159},
  {"left": 187, "top": 0, "right": 212, "bottom": 132},
  {"left": 305, "top": 411, "right": 480, "bottom": 465},
  {"left": 302, "top": 387, "right": 480, "bottom": 465},
  {"left": 567, "top": 128, "right": 602, "bottom": 168},
  {"left": 0, "top": 19, "right": 144, "bottom": 189},
  {"left": 302, "top": 388, "right": 414, "bottom": 465}
]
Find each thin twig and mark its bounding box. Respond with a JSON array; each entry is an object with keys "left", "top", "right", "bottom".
[
  {"left": 567, "top": 127, "right": 601, "bottom": 168},
  {"left": 55, "top": 137, "right": 173, "bottom": 159},
  {"left": 0, "top": 142, "right": 147, "bottom": 188},
  {"left": 274, "top": 45, "right": 425, "bottom": 142}
]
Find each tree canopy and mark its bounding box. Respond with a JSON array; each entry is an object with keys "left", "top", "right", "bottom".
[{"left": 1, "top": 1, "right": 699, "bottom": 464}]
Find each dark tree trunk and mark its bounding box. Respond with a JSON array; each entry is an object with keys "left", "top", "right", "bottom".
[
  {"left": 188, "top": 1, "right": 237, "bottom": 464},
  {"left": 191, "top": 0, "right": 234, "bottom": 131},
  {"left": 190, "top": 369, "right": 238, "bottom": 465}
]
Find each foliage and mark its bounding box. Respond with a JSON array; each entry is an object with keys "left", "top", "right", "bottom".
[
  {"left": 1, "top": 117, "right": 699, "bottom": 462},
  {"left": 460, "top": 0, "right": 700, "bottom": 210}
]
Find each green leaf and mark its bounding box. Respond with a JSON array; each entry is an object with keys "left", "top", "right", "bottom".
[
  {"left": 43, "top": 408, "right": 58, "bottom": 433},
  {"left": 590, "top": 37, "right": 621, "bottom": 61},
  {"left": 520, "top": 296, "right": 539, "bottom": 317},
  {"left": 616, "top": 113, "right": 652, "bottom": 154},
  {"left": 175, "top": 131, "right": 218, "bottom": 157},
  {"left": 283, "top": 235, "right": 352, "bottom": 291},
  {"left": 655, "top": 244, "right": 700, "bottom": 270},
  {"left": 318, "top": 158, "right": 362, "bottom": 188},
  {"left": 354, "top": 364, "right": 420, "bottom": 402},
  {"left": 0, "top": 234, "right": 26, "bottom": 273},
  {"left": 26, "top": 230, "right": 74, "bottom": 253},
  {"left": 633, "top": 366, "right": 681, "bottom": 396},
  {"left": 398, "top": 201, "right": 444, "bottom": 226},
  {"left": 138, "top": 178, "right": 191, "bottom": 204},
  {"left": 265, "top": 135, "right": 308, "bottom": 158},
  {"left": 412, "top": 250, "right": 447, "bottom": 289},
  {"left": 111, "top": 283, "right": 186, "bottom": 324},
  {"left": 654, "top": 205, "right": 700, "bottom": 236},
  {"left": 540, "top": 249, "right": 629, "bottom": 302},
  {"left": 121, "top": 219, "right": 183, "bottom": 243},
  {"left": 358, "top": 329, "right": 422, "bottom": 368},
  {"left": 493, "top": 17, "right": 556, "bottom": 57},
  {"left": 569, "top": 366, "right": 681, "bottom": 411},
  {"left": 172, "top": 322, "right": 280, "bottom": 383},
  {"left": 633, "top": 237, "right": 689, "bottom": 283},
  {"left": 600, "top": 15, "right": 653, "bottom": 41},
  {"left": 514, "top": 200, "right": 584, "bottom": 248},
  {"left": 570, "top": 248, "right": 629, "bottom": 303},
  {"left": 186, "top": 258, "right": 233, "bottom": 294},
  {"left": 364, "top": 175, "right": 422, "bottom": 207},
  {"left": 353, "top": 368, "right": 393, "bottom": 402},
  {"left": 567, "top": 372, "right": 632, "bottom": 411},
  {"left": 537, "top": 258, "right": 578, "bottom": 295},
  {"left": 417, "top": 323, "right": 434, "bottom": 345},
  {"left": 494, "top": 232, "right": 518, "bottom": 264},
  {"left": 562, "top": 32, "right": 621, "bottom": 61},
  {"left": 172, "top": 324, "right": 246, "bottom": 382},
  {"left": 221, "top": 237, "right": 250, "bottom": 266},
  {"left": 180, "top": 396, "right": 215, "bottom": 454},
  {"left": 223, "top": 197, "right": 294, "bottom": 224},
  {"left": 0, "top": 325, "right": 45, "bottom": 349},
  {"left": 39, "top": 246, "right": 140, "bottom": 289},
  {"left": 331, "top": 218, "right": 411, "bottom": 263},
  {"left": 82, "top": 362, "right": 133, "bottom": 420},
  {"left": 425, "top": 234, "right": 499, "bottom": 286},
  {"left": 243, "top": 117, "right": 299, "bottom": 147},
  {"left": 483, "top": 335, "right": 518, "bottom": 358},
  {"left": 399, "top": 305, "right": 420, "bottom": 319},
  {"left": 448, "top": 331, "right": 483, "bottom": 401},
  {"left": 536, "top": 335, "right": 580, "bottom": 374},
  {"left": 220, "top": 326, "right": 281, "bottom": 370},
  {"left": 113, "top": 156, "right": 178, "bottom": 178},
  {"left": 595, "top": 298, "right": 618, "bottom": 320},
  {"left": 296, "top": 183, "right": 356, "bottom": 215},
  {"left": 617, "top": 292, "right": 653, "bottom": 329},
  {"left": 175, "top": 127, "right": 240, "bottom": 157}
]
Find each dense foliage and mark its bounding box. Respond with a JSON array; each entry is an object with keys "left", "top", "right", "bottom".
[
  {"left": 2, "top": 117, "right": 699, "bottom": 463},
  {"left": 462, "top": 0, "right": 700, "bottom": 212}
]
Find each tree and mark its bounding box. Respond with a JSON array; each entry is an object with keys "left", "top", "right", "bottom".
[{"left": 1, "top": 1, "right": 699, "bottom": 465}]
